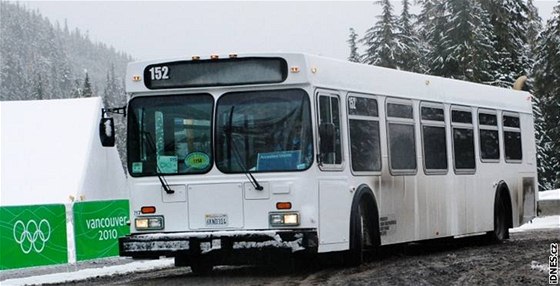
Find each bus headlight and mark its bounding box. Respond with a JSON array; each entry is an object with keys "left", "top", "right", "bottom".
[
  {"left": 135, "top": 216, "right": 164, "bottom": 230},
  {"left": 269, "top": 212, "right": 299, "bottom": 227}
]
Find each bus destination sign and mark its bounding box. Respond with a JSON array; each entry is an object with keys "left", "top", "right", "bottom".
[{"left": 143, "top": 57, "right": 288, "bottom": 89}]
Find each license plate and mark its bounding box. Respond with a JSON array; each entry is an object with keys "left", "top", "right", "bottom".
[{"left": 205, "top": 214, "right": 228, "bottom": 227}]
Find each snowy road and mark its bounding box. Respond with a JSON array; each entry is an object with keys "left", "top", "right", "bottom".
[{"left": 44, "top": 227, "right": 558, "bottom": 286}]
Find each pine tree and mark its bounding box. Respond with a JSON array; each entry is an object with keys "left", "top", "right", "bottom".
[
  {"left": 361, "top": 0, "right": 398, "bottom": 68},
  {"left": 82, "top": 72, "right": 93, "bottom": 97},
  {"left": 32, "top": 73, "right": 44, "bottom": 100},
  {"left": 417, "top": 0, "right": 449, "bottom": 76},
  {"left": 395, "top": 0, "right": 421, "bottom": 72},
  {"left": 480, "top": 0, "right": 531, "bottom": 87},
  {"left": 347, "top": 28, "right": 361, "bottom": 63},
  {"left": 526, "top": 0, "right": 542, "bottom": 58},
  {"left": 533, "top": 3, "right": 560, "bottom": 189},
  {"left": 440, "top": 0, "right": 496, "bottom": 83}
]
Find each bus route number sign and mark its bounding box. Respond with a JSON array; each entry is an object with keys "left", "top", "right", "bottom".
[{"left": 148, "top": 66, "right": 169, "bottom": 81}]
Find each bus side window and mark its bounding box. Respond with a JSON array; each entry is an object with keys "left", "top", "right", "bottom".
[
  {"left": 318, "top": 94, "right": 342, "bottom": 165},
  {"left": 451, "top": 107, "right": 476, "bottom": 173},
  {"left": 503, "top": 113, "right": 522, "bottom": 162},
  {"left": 421, "top": 103, "right": 447, "bottom": 174},
  {"left": 348, "top": 95, "right": 381, "bottom": 173},
  {"left": 478, "top": 110, "right": 500, "bottom": 162},
  {"left": 386, "top": 100, "right": 417, "bottom": 174}
]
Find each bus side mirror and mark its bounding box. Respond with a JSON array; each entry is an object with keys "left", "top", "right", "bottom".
[
  {"left": 319, "top": 122, "right": 335, "bottom": 154},
  {"left": 99, "top": 117, "right": 116, "bottom": 147}
]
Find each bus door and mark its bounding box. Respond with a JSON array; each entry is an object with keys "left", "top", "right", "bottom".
[{"left": 316, "top": 90, "right": 350, "bottom": 251}]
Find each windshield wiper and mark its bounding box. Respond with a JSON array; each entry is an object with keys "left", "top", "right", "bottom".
[
  {"left": 226, "top": 106, "right": 263, "bottom": 191},
  {"left": 143, "top": 131, "right": 174, "bottom": 194}
]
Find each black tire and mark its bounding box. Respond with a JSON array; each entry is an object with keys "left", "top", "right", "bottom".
[
  {"left": 346, "top": 200, "right": 366, "bottom": 266},
  {"left": 489, "top": 192, "right": 510, "bottom": 243},
  {"left": 346, "top": 189, "right": 379, "bottom": 266},
  {"left": 190, "top": 258, "right": 213, "bottom": 275},
  {"left": 174, "top": 255, "right": 188, "bottom": 267}
]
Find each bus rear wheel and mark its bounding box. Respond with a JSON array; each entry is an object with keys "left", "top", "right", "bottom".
[{"left": 489, "top": 193, "right": 510, "bottom": 243}]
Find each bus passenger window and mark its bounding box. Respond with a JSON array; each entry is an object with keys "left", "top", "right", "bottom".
[
  {"left": 387, "top": 101, "right": 416, "bottom": 174},
  {"left": 452, "top": 109, "right": 475, "bottom": 172},
  {"left": 503, "top": 114, "right": 522, "bottom": 161},
  {"left": 348, "top": 96, "right": 381, "bottom": 172},
  {"left": 479, "top": 111, "right": 500, "bottom": 161},
  {"left": 421, "top": 104, "right": 447, "bottom": 173}
]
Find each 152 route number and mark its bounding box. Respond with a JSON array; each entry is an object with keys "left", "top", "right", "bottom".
[{"left": 148, "top": 66, "right": 169, "bottom": 80}]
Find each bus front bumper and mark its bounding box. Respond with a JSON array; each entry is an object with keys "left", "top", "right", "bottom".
[{"left": 119, "top": 229, "right": 318, "bottom": 259}]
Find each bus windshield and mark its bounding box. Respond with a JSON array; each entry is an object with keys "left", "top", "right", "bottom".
[
  {"left": 127, "top": 94, "right": 214, "bottom": 176},
  {"left": 216, "top": 89, "right": 313, "bottom": 173}
]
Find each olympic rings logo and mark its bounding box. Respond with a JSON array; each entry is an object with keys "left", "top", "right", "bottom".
[{"left": 12, "top": 219, "right": 51, "bottom": 254}]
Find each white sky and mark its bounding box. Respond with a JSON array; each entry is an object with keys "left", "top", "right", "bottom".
[{"left": 17, "top": 1, "right": 558, "bottom": 61}]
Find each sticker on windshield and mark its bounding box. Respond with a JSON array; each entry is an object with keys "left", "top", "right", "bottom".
[
  {"left": 157, "top": 156, "right": 178, "bottom": 173},
  {"left": 132, "top": 162, "right": 143, "bottom": 173},
  {"left": 185, "top": 152, "right": 210, "bottom": 170}
]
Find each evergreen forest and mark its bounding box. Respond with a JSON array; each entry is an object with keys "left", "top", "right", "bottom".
[
  {"left": 0, "top": 1, "right": 558, "bottom": 190},
  {"left": 348, "top": 0, "right": 560, "bottom": 190}
]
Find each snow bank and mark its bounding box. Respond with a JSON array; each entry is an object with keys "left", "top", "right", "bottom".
[
  {"left": 511, "top": 215, "right": 560, "bottom": 233},
  {"left": 0, "top": 259, "right": 174, "bottom": 286},
  {"left": 539, "top": 189, "right": 560, "bottom": 201},
  {"left": 0, "top": 97, "right": 127, "bottom": 206}
]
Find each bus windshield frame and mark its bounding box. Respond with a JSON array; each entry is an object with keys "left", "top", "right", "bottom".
[
  {"left": 215, "top": 89, "right": 313, "bottom": 173},
  {"left": 127, "top": 93, "right": 214, "bottom": 177},
  {"left": 126, "top": 89, "right": 313, "bottom": 177}
]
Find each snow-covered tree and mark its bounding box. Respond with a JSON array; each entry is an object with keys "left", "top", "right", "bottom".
[
  {"left": 82, "top": 72, "right": 93, "bottom": 97},
  {"left": 439, "top": 0, "right": 496, "bottom": 82},
  {"left": 526, "top": 0, "right": 542, "bottom": 57},
  {"left": 395, "top": 0, "right": 421, "bottom": 72},
  {"left": 480, "top": 0, "right": 531, "bottom": 87},
  {"left": 417, "top": 0, "right": 449, "bottom": 76},
  {"left": 0, "top": 2, "right": 131, "bottom": 101},
  {"left": 361, "top": 0, "right": 398, "bottom": 68},
  {"left": 347, "top": 28, "right": 361, "bottom": 63},
  {"left": 533, "top": 3, "right": 560, "bottom": 189}
]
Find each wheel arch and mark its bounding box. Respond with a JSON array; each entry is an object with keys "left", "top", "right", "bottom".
[{"left": 349, "top": 184, "right": 380, "bottom": 246}]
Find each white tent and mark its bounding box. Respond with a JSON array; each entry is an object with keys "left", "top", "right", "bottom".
[{"left": 0, "top": 97, "right": 127, "bottom": 206}]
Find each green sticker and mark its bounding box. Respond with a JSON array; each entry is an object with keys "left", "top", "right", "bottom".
[
  {"left": 132, "top": 162, "right": 143, "bottom": 173},
  {"left": 185, "top": 152, "right": 210, "bottom": 169}
]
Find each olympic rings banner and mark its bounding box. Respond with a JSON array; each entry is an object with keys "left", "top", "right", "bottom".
[{"left": 0, "top": 204, "right": 68, "bottom": 270}]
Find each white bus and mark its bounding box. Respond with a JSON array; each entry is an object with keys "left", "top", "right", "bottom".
[{"left": 100, "top": 53, "right": 537, "bottom": 273}]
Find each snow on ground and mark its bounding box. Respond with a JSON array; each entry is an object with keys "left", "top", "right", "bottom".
[
  {"left": 0, "top": 259, "right": 174, "bottom": 286},
  {"left": 510, "top": 215, "right": 560, "bottom": 233},
  {"left": 539, "top": 189, "right": 560, "bottom": 201},
  {"left": 1, "top": 189, "right": 558, "bottom": 285}
]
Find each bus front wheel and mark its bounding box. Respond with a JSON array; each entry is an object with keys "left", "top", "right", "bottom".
[
  {"left": 190, "top": 257, "right": 213, "bottom": 275},
  {"left": 346, "top": 189, "right": 379, "bottom": 266}
]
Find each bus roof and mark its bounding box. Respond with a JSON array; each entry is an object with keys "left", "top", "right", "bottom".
[{"left": 126, "top": 52, "right": 533, "bottom": 114}]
